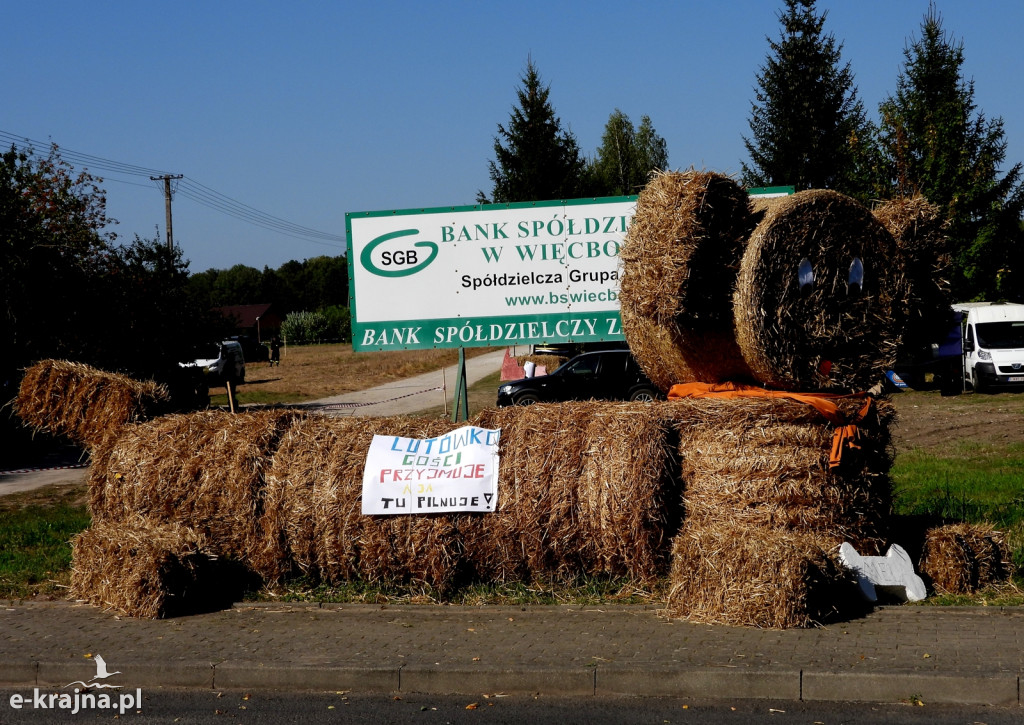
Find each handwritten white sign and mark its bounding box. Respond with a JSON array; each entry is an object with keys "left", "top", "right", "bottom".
[{"left": 361, "top": 425, "right": 500, "bottom": 515}]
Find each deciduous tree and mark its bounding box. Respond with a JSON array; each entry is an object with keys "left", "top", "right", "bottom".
[{"left": 587, "top": 110, "right": 668, "bottom": 197}]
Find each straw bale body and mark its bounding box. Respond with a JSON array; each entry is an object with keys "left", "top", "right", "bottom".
[
  {"left": 314, "top": 416, "right": 469, "bottom": 590},
  {"left": 88, "top": 409, "right": 305, "bottom": 561},
  {"left": 919, "top": 523, "right": 1010, "bottom": 594},
  {"left": 14, "top": 359, "right": 168, "bottom": 448},
  {"left": 258, "top": 406, "right": 681, "bottom": 588},
  {"left": 618, "top": 170, "right": 755, "bottom": 390},
  {"left": 257, "top": 415, "right": 487, "bottom": 590},
  {"left": 734, "top": 190, "right": 912, "bottom": 392},
  {"left": 70, "top": 518, "right": 225, "bottom": 619},
  {"left": 663, "top": 395, "right": 894, "bottom": 628},
  {"left": 473, "top": 402, "right": 682, "bottom": 582},
  {"left": 669, "top": 396, "right": 894, "bottom": 554},
  {"left": 665, "top": 523, "right": 855, "bottom": 629}
]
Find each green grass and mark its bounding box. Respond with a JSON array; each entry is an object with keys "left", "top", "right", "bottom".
[
  {"left": 256, "top": 574, "right": 664, "bottom": 606},
  {"left": 891, "top": 440, "right": 1024, "bottom": 602},
  {"left": 0, "top": 504, "right": 91, "bottom": 599}
]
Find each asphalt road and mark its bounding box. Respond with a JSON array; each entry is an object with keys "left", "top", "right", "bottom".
[{"left": 1, "top": 690, "right": 1020, "bottom": 725}]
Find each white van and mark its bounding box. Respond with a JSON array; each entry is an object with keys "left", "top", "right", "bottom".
[{"left": 956, "top": 302, "right": 1024, "bottom": 392}]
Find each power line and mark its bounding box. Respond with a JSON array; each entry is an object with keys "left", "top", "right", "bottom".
[{"left": 0, "top": 129, "right": 346, "bottom": 247}]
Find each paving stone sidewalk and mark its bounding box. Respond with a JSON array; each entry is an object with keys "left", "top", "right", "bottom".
[{"left": 1, "top": 601, "right": 1021, "bottom": 705}]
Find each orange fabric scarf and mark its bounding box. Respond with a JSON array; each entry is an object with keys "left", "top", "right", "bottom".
[{"left": 666, "top": 382, "right": 875, "bottom": 469}]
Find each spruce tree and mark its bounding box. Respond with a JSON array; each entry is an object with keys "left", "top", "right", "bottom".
[
  {"left": 877, "top": 4, "right": 1024, "bottom": 300},
  {"left": 742, "top": 0, "right": 872, "bottom": 197},
  {"left": 480, "top": 59, "right": 584, "bottom": 203}
]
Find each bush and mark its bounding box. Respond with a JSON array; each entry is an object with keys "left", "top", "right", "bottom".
[
  {"left": 281, "top": 308, "right": 351, "bottom": 345},
  {"left": 281, "top": 310, "right": 329, "bottom": 345},
  {"left": 323, "top": 305, "right": 352, "bottom": 343}
]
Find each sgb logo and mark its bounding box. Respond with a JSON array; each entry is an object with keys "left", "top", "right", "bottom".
[{"left": 360, "top": 229, "right": 438, "bottom": 278}]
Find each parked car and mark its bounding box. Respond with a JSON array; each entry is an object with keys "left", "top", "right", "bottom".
[
  {"left": 228, "top": 334, "right": 270, "bottom": 363},
  {"left": 530, "top": 341, "right": 628, "bottom": 357},
  {"left": 180, "top": 340, "right": 246, "bottom": 386},
  {"left": 497, "top": 349, "right": 660, "bottom": 406},
  {"left": 889, "top": 301, "right": 1024, "bottom": 395}
]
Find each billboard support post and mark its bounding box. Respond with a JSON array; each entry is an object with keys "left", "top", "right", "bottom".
[{"left": 451, "top": 347, "right": 469, "bottom": 422}]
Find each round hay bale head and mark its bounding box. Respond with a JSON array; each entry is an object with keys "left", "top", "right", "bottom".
[
  {"left": 619, "top": 170, "right": 755, "bottom": 390},
  {"left": 734, "top": 189, "right": 911, "bottom": 392}
]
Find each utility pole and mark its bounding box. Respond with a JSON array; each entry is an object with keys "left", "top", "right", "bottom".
[{"left": 150, "top": 174, "right": 184, "bottom": 251}]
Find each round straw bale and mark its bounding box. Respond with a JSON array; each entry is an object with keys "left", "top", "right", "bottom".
[
  {"left": 469, "top": 403, "right": 594, "bottom": 579},
  {"left": 734, "top": 190, "right": 912, "bottom": 392},
  {"left": 873, "top": 196, "right": 955, "bottom": 354},
  {"left": 665, "top": 522, "right": 856, "bottom": 628},
  {"left": 618, "top": 170, "right": 756, "bottom": 390},
  {"left": 469, "top": 402, "right": 685, "bottom": 583},
  {"left": 666, "top": 395, "right": 894, "bottom": 554},
  {"left": 254, "top": 415, "right": 348, "bottom": 582},
  {"left": 309, "top": 415, "right": 475, "bottom": 590},
  {"left": 14, "top": 359, "right": 168, "bottom": 448}
]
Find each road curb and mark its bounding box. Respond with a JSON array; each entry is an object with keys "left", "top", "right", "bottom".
[
  {"left": 212, "top": 663, "right": 399, "bottom": 692},
  {"left": 36, "top": 661, "right": 215, "bottom": 689},
  {"left": 0, "top": 661, "right": 37, "bottom": 686},
  {"left": 595, "top": 666, "right": 800, "bottom": 700},
  {"left": 399, "top": 666, "right": 595, "bottom": 696},
  {"left": 1, "top": 662, "right": 1020, "bottom": 706},
  {"left": 801, "top": 670, "right": 1021, "bottom": 706}
]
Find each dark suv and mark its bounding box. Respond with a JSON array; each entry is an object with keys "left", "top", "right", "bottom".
[{"left": 497, "top": 349, "right": 660, "bottom": 406}]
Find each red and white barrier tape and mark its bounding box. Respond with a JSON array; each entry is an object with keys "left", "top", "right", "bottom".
[
  {"left": 1, "top": 462, "right": 89, "bottom": 476},
  {"left": 312, "top": 385, "right": 445, "bottom": 410}
]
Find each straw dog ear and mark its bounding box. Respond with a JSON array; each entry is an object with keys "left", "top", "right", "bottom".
[
  {"left": 13, "top": 359, "right": 168, "bottom": 449},
  {"left": 619, "top": 170, "right": 756, "bottom": 391},
  {"left": 873, "top": 196, "right": 954, "bottom": 358}
]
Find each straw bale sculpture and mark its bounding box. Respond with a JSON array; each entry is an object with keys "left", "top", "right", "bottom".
[{"left": 12, "top": 171, "right": 1007, "bottom": 626}]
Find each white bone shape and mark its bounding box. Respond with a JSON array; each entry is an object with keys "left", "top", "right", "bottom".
[{"left": 839, "top": 542, "right": 927, "bottom": 602}]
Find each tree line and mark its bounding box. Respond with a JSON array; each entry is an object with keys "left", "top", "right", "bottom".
[{"left": 481, "top": 1, "right": 1022, "bottom": 303}]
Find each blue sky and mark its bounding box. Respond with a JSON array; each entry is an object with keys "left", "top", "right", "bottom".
[{"left": 4, "top": 1, "right": 1022, "bottom": 273}]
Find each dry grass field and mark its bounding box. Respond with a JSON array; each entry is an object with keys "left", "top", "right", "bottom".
[{"left": 221, "top": 343, "right": 499, "bottom": 406}]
